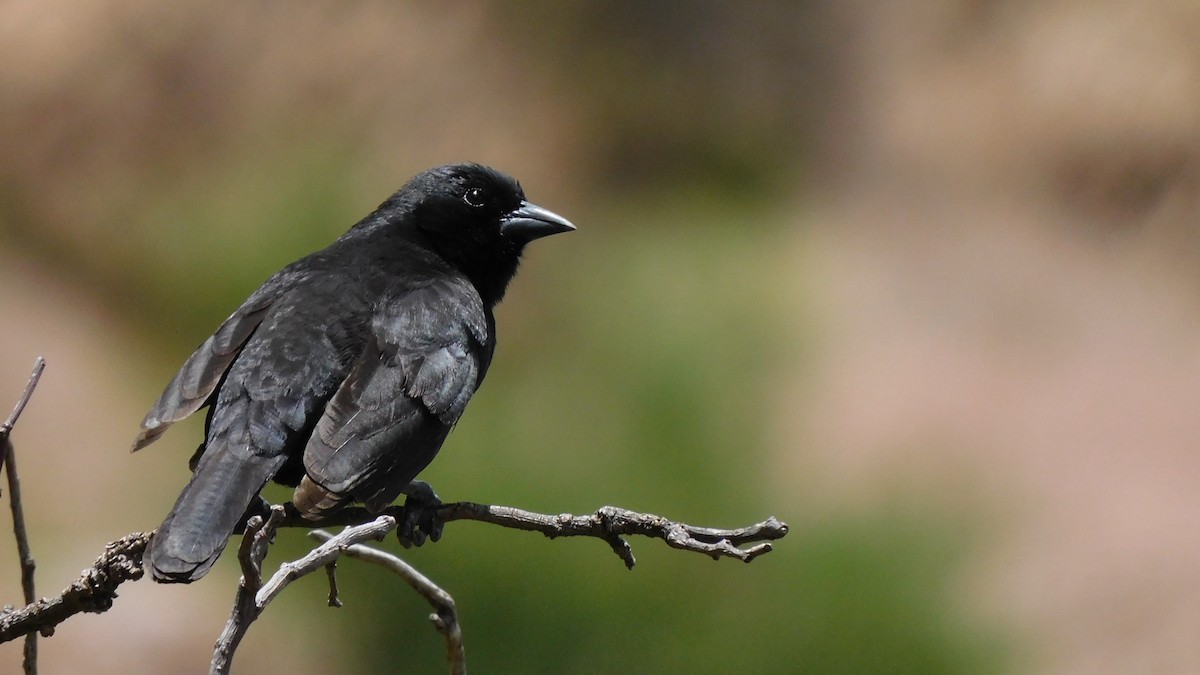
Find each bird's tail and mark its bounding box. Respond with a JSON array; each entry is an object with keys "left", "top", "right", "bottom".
[{"left": 147, "top": 449, "right": 285, "bottom": 583}]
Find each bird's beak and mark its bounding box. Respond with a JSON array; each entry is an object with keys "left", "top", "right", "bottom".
[{"left": 500, "top": 201, "right": 576, "bottom": 241}]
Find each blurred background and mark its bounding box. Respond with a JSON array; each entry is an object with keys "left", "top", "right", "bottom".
[{"left": 3, "top": 1, "right": 1200, "bottom": 672}]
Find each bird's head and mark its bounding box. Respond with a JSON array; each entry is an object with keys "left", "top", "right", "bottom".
[{"left": 380, "top": 163, "right": 574, "bottom": 304}]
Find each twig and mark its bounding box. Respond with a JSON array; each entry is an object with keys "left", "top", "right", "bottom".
[
  {"left": 0, "top": 357, "right": 46, "bottom": 484},
  {"left": 210, "top": 506, "right": 284, "bottom": 675},
  {"left": 323, "top": 562, "right": 342, "bottom": 608},
  {"left": 256, "top": 516, "right": 394, "bottom": 606},
  {"left": 289, "top": 502, "right": 789, "bottom": 569},
  {"left": 445, "top": 503, "right": 787, "bottom": 567},
  {"left": 2, "top": 357, "right": 46, "bottom": 675},
  {"left": 210, "top": 513, "right": 395, "bottom": 675},
  {"left": 0, "top": 532, "right": 149, "bottom": 643},
  {"left": 310, "top": 529, "right": 465, "bottom": 675},
  {"left": 0, "top": 357, "right": 45, "bottom": 440}
]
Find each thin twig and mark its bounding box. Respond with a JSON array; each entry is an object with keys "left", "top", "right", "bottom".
[
  {"left": 0, "top": 357, "right": 45, "bottom": 437},
  {"left": 2, "top": 357, "right": 46, "bottom": 675},
  {"left": 255, "top": 516, "right": 394, "bottom": 607},
  {"left": 0, "top": 356, "right": 46, "bottom": 481},
  {"left": 323, "top": 562, "right": 342, "bottom": 608},
  {"left": 210, "top": 513, "right": 396, "bottom": 675},
  {"left": 4, "top": 447, "right": 37, "bottom": 609},
  {"left": 289, "top": 502, "right": 789, "bottom": 569},
  {"left": 310, "top": 529, "right": 466, "bottom": 675},
  {"left": 210, "top": 506, "right": 284, "bottom": 675}
]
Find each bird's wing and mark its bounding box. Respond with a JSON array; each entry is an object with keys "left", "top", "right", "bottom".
[
  {"left": 298, "top": 277, "right": 491, "bottom": 511},
  {"left": 132, "top": 272, "right": 304, "bottom": 452}
]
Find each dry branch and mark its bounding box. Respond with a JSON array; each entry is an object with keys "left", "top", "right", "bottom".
[
  {"left": 0, "top": 532, "right": 149, "bottom": 643},
  {"left": 290, "top": 501, "right": 789, "bottom": 569},
  {"left": 2, "top": 501, "right": 786, "bottom": 649},
  {"left": 2, "top": 358, "right": 788, "bottom": 674}
]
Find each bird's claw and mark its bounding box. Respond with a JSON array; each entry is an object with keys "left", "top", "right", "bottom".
[{"left": 398, "top": 481, "right": 443, "bottom": 548}]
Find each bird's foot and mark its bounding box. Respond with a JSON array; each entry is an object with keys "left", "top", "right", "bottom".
[{"left": 398, "top": 480, "right": 443, "bottom": 548}]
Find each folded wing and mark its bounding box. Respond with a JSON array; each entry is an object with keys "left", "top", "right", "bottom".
[{"left": 294, "top": 278, "right": 492, "bottom": 516}]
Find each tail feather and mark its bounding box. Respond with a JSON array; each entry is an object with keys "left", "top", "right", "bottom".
[
  {"left": 291, "top": 475, "right": 349, "bottom": 521},
  {"left": 148, "top": 449, "right": 285, "bottom": 583}
]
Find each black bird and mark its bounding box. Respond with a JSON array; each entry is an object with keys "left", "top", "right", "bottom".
[{"left": 133, "top": 163, "right": 574, "bottom": 583}]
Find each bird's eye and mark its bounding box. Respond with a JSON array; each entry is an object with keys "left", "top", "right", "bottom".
[{"left": 463, "top": 187, "right": 487, "bottom": 208}]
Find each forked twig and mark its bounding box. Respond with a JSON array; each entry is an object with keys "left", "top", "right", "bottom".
[
  {"left": 310, "top": 528, "right": 465, "bottom": 675},
  {"left": 2, "top": 357, "right": 46, "bottom": 675}
]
